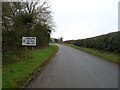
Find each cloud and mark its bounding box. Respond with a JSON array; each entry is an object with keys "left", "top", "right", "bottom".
[{"left": 50, "top": 0, "right": 119, "bottom": 40}]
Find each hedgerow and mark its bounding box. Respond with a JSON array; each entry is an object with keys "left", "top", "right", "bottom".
[{"left": 73, "top": 31, "right": 120, "bottom": 53}]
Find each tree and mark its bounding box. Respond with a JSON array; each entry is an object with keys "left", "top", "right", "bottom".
[
  {"left": 2, "top": 1, "right": 55, "bottom": 53},
  {"left": 60, "top": 37, "right": 63, "bottom": 42}
]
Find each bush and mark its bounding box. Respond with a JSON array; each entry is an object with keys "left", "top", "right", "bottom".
[
  {"left": 73, "top": 31, "right": 120, "bottom": 53},
  {"left": 2, "top": 52, "right": 17, "bottom": 64}
]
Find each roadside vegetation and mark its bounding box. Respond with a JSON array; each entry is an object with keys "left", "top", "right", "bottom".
[
  {"left": 2, "top": 1, "right": 54, "bottom": 56},
  {"left": 73, "top": 31, "right": 120, "bottom": 54},
  {"left": 61, "top": 43, "right": 119, "bottom": 64},
  {"left": 2, "top": 43, "right": 58, "bottom": 88},
  {"left": 2, "top": 1, "right": 57, "bottom": 88}
]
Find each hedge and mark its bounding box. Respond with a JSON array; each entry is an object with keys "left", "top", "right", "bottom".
[{"left": 73, "top": 31, "right": 120, "bottom": 53}]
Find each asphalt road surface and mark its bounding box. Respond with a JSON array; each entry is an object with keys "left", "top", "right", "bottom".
[{"left": 28, "top": 44, "right": 118, "bottom": 88}]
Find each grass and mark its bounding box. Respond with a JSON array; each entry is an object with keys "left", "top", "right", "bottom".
[
  {"left": 0, "top": 68, "right": 1, "bottom": 89},
  {"left": 0, "top": 52, "right": 2, "bottom": 89},
  {"left": 2, "top": 43, "right": 58, "bottom": 88},
  {"left": 60, "top": 43, "right": 119, "bottom": 64}
]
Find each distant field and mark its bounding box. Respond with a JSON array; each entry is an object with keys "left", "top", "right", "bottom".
[
  {"left": 61, "top": 43, "right": 119, "bottom": 64},
  {"left": 2, "top": 43, "right": 58, "bottom": 88}
]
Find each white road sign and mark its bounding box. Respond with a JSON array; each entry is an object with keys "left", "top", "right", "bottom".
[{"left": 22, "top": 37, "right": 36, "bottom": 46}]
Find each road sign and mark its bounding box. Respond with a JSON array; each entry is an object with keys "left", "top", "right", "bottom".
[{"left": 22, "top": 37, "right": 36, "bottom": 46}]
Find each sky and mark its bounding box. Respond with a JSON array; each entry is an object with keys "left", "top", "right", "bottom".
[{"left": 50, "top": 0, "right": 119, "bottom": 41}]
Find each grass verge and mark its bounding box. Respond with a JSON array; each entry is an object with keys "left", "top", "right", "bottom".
[
  {"left": 60, "top": 43, "right": 119, "bottom": 64},
  {"left": 2, "top": 43, "right": 58, "bottom": 88}
]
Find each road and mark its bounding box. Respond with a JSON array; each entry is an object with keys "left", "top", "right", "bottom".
[{"left": 27, "top": 44, "right": 118, "bottom": 88}]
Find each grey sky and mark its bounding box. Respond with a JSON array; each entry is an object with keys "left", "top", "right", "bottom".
[{"left": 50, "top": 0, "right": 119, "bottom": 41}]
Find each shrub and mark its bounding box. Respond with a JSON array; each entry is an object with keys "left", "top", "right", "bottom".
[{"left": 73, "top": 31, "right": 120, "bottom": 53}]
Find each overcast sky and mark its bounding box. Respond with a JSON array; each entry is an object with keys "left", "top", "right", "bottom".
[{"left": 50, "top": 0, "right": 119, "bottom": 41}]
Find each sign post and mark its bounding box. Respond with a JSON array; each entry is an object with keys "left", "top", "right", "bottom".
[{"left": 22, "top": 37, "right": 36, "bottom": 59}]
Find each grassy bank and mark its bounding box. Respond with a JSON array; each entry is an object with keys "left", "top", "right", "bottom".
[
  {"left": 60, "top": 43, "right": 119, "bottom": 64},
  {"left": 2, "top": 43, "right": 58, "bottom": 88}
]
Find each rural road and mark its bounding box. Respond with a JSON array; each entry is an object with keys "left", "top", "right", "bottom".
[{"left": 28, "top": 44, "right": 118, "bottom": 88}]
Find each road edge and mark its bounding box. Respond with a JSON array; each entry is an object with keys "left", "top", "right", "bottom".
[
  {"left": 60, "top": 43, "right": 119, "bottom": 65},
  {"left": 18, "top": 44, "right": 59, "bottom": 88}
]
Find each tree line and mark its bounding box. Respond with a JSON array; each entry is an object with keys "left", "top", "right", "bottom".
[{"left": 2, "top": 1, "right": 55, "bottom": 54}]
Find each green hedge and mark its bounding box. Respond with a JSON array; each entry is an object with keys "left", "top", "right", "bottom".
[{"left": 73, "top": 31, "right": 120, "bottom": 53}]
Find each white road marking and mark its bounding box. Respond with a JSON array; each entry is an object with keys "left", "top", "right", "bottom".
[{"left": 59, "top": 51, "right": 62, "bottom": 53}]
